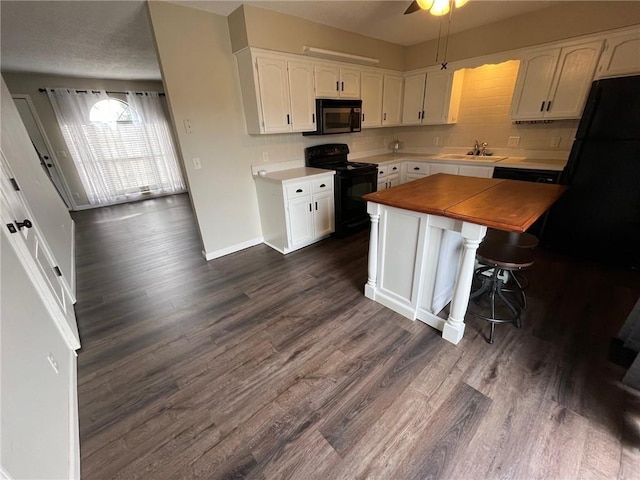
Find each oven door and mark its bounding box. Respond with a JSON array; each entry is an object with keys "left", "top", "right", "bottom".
[{"left": 335, "top": 169, "right": 377, "bottom": 236}]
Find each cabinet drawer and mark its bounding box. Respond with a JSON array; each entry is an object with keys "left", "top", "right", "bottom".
[
  {"left": 286, "top": 181, "right": 311, "bottom": 200},
  {"left": 378, "top": 162, "right": 401, "bottom": 177},
  {"left": 312, "top": 177, "right": 333, "bottom": 194},
  {"left": 405, "top": 161, "right": 430, "bottom": 175}
]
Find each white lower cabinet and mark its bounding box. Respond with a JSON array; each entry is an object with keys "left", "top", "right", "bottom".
[
  {"left": 255, "top": 170, "right": 335, "bottom": 254},
  {"left": 377, "top": 163, "right": 401, "bottom": 190}
]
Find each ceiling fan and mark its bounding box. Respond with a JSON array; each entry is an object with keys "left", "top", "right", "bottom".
[{"left": 404, "top": 0, "right": 468, "bottom": 16}]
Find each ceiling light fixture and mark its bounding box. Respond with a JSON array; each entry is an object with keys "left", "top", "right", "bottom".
[{"left": 415, "top": 0, "right": 468, "bottom": 16}]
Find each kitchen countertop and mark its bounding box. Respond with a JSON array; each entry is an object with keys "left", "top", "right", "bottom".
[
  {"left": 355, "top": 152, "right": 567, "bottom": 171},
  {"left": 253, "top": 167, "right": 334, "bottom": 182},
  {"left": 363, "top": 173, "right": 567, "bottom": 232}
]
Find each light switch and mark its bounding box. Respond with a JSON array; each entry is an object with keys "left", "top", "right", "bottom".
[
  {"left": 184, "top": 119, "right": 193, "bottom": 134},
  {"left": 262, "top": 152, "right": 269, "bottom": 163},
  {"left": 192, "top": 157, "right": 201, "bottom": 170}
]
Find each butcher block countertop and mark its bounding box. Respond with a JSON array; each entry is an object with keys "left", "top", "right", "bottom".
[{"left": 363, "top": 173, "right": 567, "bottom": 232}]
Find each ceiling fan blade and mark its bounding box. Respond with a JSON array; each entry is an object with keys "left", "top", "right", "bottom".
[{"left": 404, "top": 1, "right": 421, "bottom": 15}]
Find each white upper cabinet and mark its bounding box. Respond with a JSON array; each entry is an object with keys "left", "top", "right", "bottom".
[
  {"left": 510, "top": 40, "right": 603, "bottom": 121},
  {"left": 287, "top": 60, "right": 317, "bottom": 132},
  {"left": 382, "top": 74, "right": 403, "bottom": 126},
  {"left": 315, "top": 64, "right": 361, "bottom": 99},
  {"left": 361, "top": 71, "right": 383, "bottom": 127},
  {"left": 596, "top": 29, "right": 640, "bottom": 79},
  {"left": 236, "top": 50, "right": 316, "bottom": 134},
  {"left": 423, "top": 69, "right": 464, "bottom": 125},
  {"left": 402, "top": 69, "right": 463, "bottom": 125},
  {"left": 401, "top": 72, "right": 427, "bottom": 125}
]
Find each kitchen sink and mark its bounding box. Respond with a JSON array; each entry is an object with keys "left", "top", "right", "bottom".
[{"left": 432, "top": 154, "right": 507, "bottom": 162}]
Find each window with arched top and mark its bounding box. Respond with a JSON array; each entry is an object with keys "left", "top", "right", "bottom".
[{"left": 89, "top": 98, "right": 136, "bottom": 123}]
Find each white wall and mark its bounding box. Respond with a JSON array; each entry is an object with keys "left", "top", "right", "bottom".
[{"left": 147, "top": 1, "right": 390, "bottom": 259}]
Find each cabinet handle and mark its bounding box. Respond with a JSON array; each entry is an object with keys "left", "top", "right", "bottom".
[
  {"left": 312, "top": 113, "right": 315, "bottom": 123},
  {"left": 336, "top": 81, "right": 339, "bottom": 91},
  {"left": 418, "top": 111, "right": 421, "bottom": 120},
  {"left": 546, "top": 101, "right": 552, "bottom": 111},
  {"left": 422, "top": 111, "right": 425, "bottom": 119},
  {"left": 384, "top": 113, "right": 387, "bottom": 121},
  {"left": 286, "top": 114, "right": 290, "bottom": 125},
  {"left": 540, "top": 101, "right": 545, "bottom": 112},
  {"left": 341, "top": 81, "right": 344, "bottom": 91},
  {"left": 296, "top": 188, "right": 303, "bottom": 193},
  {"left": 15, "top": 219, "right": 33, "bottom": 230},
  {"left": 414, "top": 167, "right": 420, "bottom": 171},
  {"left": 320, "top": 183, "right": 326, "bottom": 188},
  {"left": 392, "top": 167, "right": 397, "bottom": 171},
  {"left": 309, "top": 203, "right": 312, "bottom": 212},
  {"left": 315, "top": 201, "right": 318, "bottom": 210}
]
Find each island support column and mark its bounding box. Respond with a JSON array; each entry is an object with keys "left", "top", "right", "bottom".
[
  {"left": 442, "top": 222, "right": 487, "bottom": 344},
  {"left": 364, "top": 202, "right": 380, "bottom": 300}
]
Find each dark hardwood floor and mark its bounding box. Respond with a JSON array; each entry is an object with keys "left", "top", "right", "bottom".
[{"left": 73, "top": 193, "right": 640, "bottom": 479}]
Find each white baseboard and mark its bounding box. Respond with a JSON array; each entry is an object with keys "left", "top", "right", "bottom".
[{"left": 203, "top": 237, "right": 263, "bottom": 261}]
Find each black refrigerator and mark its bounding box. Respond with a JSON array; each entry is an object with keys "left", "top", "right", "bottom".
[{"left": 544, "top": 75, "right": 640, "bottom": 269}]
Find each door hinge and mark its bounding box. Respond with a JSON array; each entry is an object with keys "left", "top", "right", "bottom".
[
  {"left": 10, "top": 178, "right": 20, "bottom": 191},
  {"left": 6, "top": 223, "right": 17, "bottom": 234}
]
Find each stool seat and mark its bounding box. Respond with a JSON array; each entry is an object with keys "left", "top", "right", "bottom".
[
  {"left": 484, "top": 229, "right": 539, "bottom": 249},
  {"left": 477, "top": 241, "right": 535, "bottom": 269}
]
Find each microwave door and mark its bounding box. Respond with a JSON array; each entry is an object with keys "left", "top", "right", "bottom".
[{"left": 324, "top": 108, "right": 351, "bottom": 134}]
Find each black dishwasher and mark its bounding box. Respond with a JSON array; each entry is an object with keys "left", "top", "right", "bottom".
[{"left": 492, "top": 167, "right": 561, "bottom": 238}]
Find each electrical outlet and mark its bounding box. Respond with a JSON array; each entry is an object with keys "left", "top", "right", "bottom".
[
  {"left": 433, "top": 136, "right": 440, "bottom": 146},
  {"left": 47, "top": 353, "right": 59, "bottom": 374},
  {"left": 550, "top": 136, "right": 561, "bottom": 148},
  {"left": 262, "top": 152, "right": 269, "bottom": 163},
  {"left": 507, "top": 136, "right": 520, "bottom": 148},
  {"left": 192, "top": 157, "right": 201, "bottom": 170},
  {"left": 183, "top": 119, "right": 193, "bottom": 134}
]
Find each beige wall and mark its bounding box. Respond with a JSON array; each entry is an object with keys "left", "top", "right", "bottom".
[
  {"left": 230, "top": 4, "right": 406, "bottom": 71},
  {"left": 2, "top": 73, "right": 164, "bottom": 207},
  {"left": 406, "top": 1, "right": 640, "bottom": 70},
  {"left": 398, "top": 61, "right": 579, "bottom": 156}
]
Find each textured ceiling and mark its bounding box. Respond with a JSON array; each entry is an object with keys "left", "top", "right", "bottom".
[{"left": 0, "top": 0, "right": 559, "bottom": 81}]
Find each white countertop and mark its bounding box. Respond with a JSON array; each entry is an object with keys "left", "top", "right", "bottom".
[
  {"left": 356, "top": 153, "right": 567, "bottom": 171},
  {"left": 254, "top": 167, "right": 334, "bottom": 182}
]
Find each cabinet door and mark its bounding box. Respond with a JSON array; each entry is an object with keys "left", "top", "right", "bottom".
[
  {"left": 387, "top": 173, "right": 400, "bottom": 188},
  {"left": 361, "top": 71, "right": 383, "bottom": 127},
  {"left": 315, "top": 64, "right": 340, "bottom": 98},
  {"left": 287, "top": 60, "right": 317, "bottom": 132},
  {"left": 429, "top": 163, "right": 459, "bottom": 176},
  {"left": 288, "top": 197, "right": 314, "bottom": 247},
  {"left": 546, "top": 41, "right": 602, "bottom": 120},
  {"left": 510, "top": 49, "right": 560, "bottom": 121},
  {"left": 423, "top": 70, "right": 453, "bottom": 124},
  {"left": 256, "top": 57, "right": 292, "bottom": 133},
  {"left": 340, "top": 67, "right": 361, "bottom": 99},
  {"left": 312, "top": 191, "right": 334, "bottom": 238},
  {"left": 377, "top": 179, "right": 388, "bottom": 191},
  {"left": 382, "top": 74, "right": 403, "bottom": 126},
  {"left": 405, "top": 172, "right": 427, "bottom": 183},
  {"left": 402, "top": 72, "right": 426, "bottom": 125},
  {"left": 597, "top": 30, "right": 640, "bottom": 79}
]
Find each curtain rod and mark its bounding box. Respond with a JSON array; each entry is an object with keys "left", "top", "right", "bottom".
[{"left": 39, "top": 88, "right": 165, "bottom": 97}]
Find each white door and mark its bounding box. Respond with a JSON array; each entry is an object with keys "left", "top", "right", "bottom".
[
  {"left": 423, "top": 70, "right": 452, "bottom": 124},
  {"left": 313, "top": 191, "right": 334, "bottom": 238},
  {"left": 382, "top": 74, "right": 403, "bottom": 126},
  {"left": 12, "top": 95, "right": 72, "bottom": 208},
  {"left": 287, "top": 60, "right": 316, "bottom": 132},
  {"left": 339, "top": 67, "right": 361, "bottom": 99},
  {"left": 546, "top": 41, "right": 603, "bottom": 119},
  {"left": 361, "top": 71, "right": 383, "bottom": 127},
  {"left": 315, "top": 64, "right": 340, "bottom": 98},
  {"left": 510, "top": 48, "right": 560, "bottom": 120},
  {"left": 402, "top": 72, "right": 426, "bottom": 125},
  {"left": 256, "top": 57, "right": 292, "bottom": 133},
  {"left": 288, "top": 196, "right": 314, "bottom": 246}
]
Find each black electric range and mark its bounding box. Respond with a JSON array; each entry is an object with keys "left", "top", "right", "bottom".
[{"left": 305, "top": 144, "right": 377, "bottom": 237}]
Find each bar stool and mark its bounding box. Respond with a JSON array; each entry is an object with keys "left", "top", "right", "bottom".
[{"left": 469, "top": 240, "right": 535, "bottom": 344}]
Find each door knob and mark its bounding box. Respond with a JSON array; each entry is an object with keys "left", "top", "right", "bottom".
[{"left": 15, "top": 219, "right": 32, "bottom": 230}]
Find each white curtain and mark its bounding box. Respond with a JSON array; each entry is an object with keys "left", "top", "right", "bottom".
[{"left": 46, "top": 88, "right": 185, "bottom": 206}]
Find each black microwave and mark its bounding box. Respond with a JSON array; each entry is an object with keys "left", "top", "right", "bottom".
[{"left": 303, "top": 99, "right": 362, "bottom": 136}]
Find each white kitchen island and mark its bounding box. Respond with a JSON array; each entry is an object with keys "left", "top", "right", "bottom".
[{"left": 363, "top": 174, "right": 566, "bottom": 344}]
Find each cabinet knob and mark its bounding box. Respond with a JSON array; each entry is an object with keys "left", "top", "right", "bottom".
[
  {"left": 392, "top": 167, "right": 397, "bottom": 171},
  {"left": 413, "top": 167, "right": 420, "bottom": 171}
]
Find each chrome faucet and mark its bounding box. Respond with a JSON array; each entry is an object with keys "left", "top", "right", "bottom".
[
  {"left": 481, "top": 142, "right": 488, "bottom": 156},
  {"left": 471, "top": 140, "right": 480, "bottom": 156}
]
